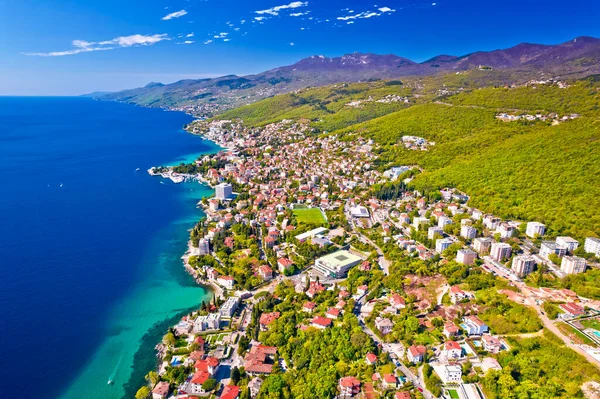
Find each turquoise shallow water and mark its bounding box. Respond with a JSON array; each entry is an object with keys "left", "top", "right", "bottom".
[{"left": 0, "top": 97, "right": 218, "bottom": 399}]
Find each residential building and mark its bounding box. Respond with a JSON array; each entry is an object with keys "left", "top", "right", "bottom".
[
  {"left": 584, "top": 237, "right": 600, "bottom": 257},
  {"left": 295, "top": 227, "right": 328, "bottom": 243},
  {"left": 412, "top": 216, "right": 430, "bottom": 230},
  {"left": 277, "top": 257, "right": 294, "bottom": 273},
  {"left": 526, "top": 222, "right": 546, "bottom": 238},
  {"left": 444, "top": 340, "right": 462, "bottom": 359},
  {"left": 350, "top": 205, "right": 370, "bottom": 218},
  {"left": 443, "top": 323, "right": 460, "bottom": 338},
  {"left": 311, "top": 316, "right": 332, "bottom": 329},
  {"left": 383, "top": 374, "right": 399, "bottom": 390},
  {"left": 389, "top": 293, "right": 406, "bottom": 309},
  {"left": 435, "top": 238, "right": 453, "bottom": 254},
  {"left": 482, "top": 335, "right": 503, "bottom": 354},
  {"left": 560, "top": 256, "right": 587, "bottom": 275},
  {"left": 497, "top": 223, "right": 516, "bottom": 238},
  {"left": 511, "top": 255, "right": 536, "bottom": 277},
  {"left": 443, "top": 365, "right": 462, "bottom": 383},
  {"left": 438, "top": 216, "right": 453, "bottom": 228},
  {"left": 217, "top": 275, "right": 235, "bottom": 289},
  {"left": 375, "top": 317, "right": 394, "bottom": 335},
  {"left": 194, "top": 313, "right": 221, "bottom": 332},
  {"left": 473, "top": 237, "right": 494, "bottom": 254},
  {"left": 198, "top": 238, "right": 210, "bottom": 256},
  {"left": 302, "top": 301, "right": 316, "bottom": 313},
  {"left": 472, "top": 209, "right": 483, "bottom": 220},
  {"left": 483, "top": 215, "right": 500, "bottom": 230},
  {"left": 215, "top": 182, "right": 233, "bottom": 200},
  {"left": 556, "top": 236, "right": 579, "bottom": 253},
  {"left": 450, "top": 286, "right": 474, "bottom": 303},
  {"left": 428, "top": 226, "right": 444, "bottom": 240},
  {"left": 462, "top": 315, "right": 488, "bottom": 335},
  {"left": 248, "top": 377, "right": 263, "bottom": 398},
  {"left": 407, "top": 345, "right": 427, "bottom": 364},
  {"left": 559, "top": 302, "right": 585, "bottom": 319},
  {"left": 461, "top": 225, "right": 477, "bottom": 239},
  {"left": 152, "top": 382, "right": 170, "bottom": 399},
  {"left": 259, "top": 312, "right": 281, "bottom": 330},
  {"left": 490, "top": 242, "right": 512, "bottom": 262},
  {"left": 314, "top": 250, "right": 363, "bottom": 278},
  {"left": 456, "top": 248, "right": 477, "bottom": 265},
  {"left": 220, "top": 296, "right": 240, "bottom": 318},
  {"left": 258, "top": 265, "right": 273, "bottom": 280},
  {"left": 339, "top": 376, "right": 361, "bottom": 396},
  {"left": 220, "top": 385, "right": 240, "bottom": 399},
  {"left": 540, "top": 241, "right": 567, "bottom": 260},
  {"left": 366, "top": 352, "right": 378, "bottom": 365}
]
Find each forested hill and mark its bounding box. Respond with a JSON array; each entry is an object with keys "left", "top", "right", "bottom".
[
  {"left": 210, "top": 74, "right": 600, "bottom": 239},
  {"left": 95, "top": 36, "right": 600, "bottom": 116}
]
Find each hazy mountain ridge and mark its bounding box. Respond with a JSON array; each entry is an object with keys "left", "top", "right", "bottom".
[{"left": 95, "top": 36, "right": 600, "bottom": 115}]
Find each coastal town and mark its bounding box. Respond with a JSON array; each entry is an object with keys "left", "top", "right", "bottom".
[{"left": 139, "top": 118, "right": 600, "bottom": 399}]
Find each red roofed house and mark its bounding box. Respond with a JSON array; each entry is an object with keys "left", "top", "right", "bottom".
[
  {"left": 326, "top": 308, "right": 341, "bottom": 319},
  {"left": 303, "top": 301, "right": 316, "bottom": 313},
  {"left": 559, "top": 302, "right": 585, "bottom": 318},
  {"left": 277, "top": 257, "right": 294, "bottom": 273},
  {"left": 259, "top": 312, "right": 281, "bottom": 330},
  {"left": 407, "top": 345, "right": 427, "bottom": 364},
  {"left": 152, "top": 381, "right": 170, "bottom": 399},
  {"left": 396, "top": 392, "right": 412, "bottom": 399},
  {"left": 357, "top": 285, "right": 368, "bottom": 295},
  {"left": 311, "top": 316, "right": 332, "bottom": 329},
  {"left": 339, "top": 376, "right": 361, "bottom": 396},
  {"left": 444, "top": 340, "right": 462, "bottom": 359},
  {"left": 389, "top": 293, "right": 406, "bottom": 309},
  {"left": 220, "top": 385, "right": 240, "bottom": 399},
  {"left": 383, "top": 374, "right": 399, "bottom": 390},
  {"left": 189, "top": 370, "right": 211, "bottom": 395},
  {"left": 258, "top": 265, "right": 273, "bottom": 281},
  {"left": 366, "top": 352, "right": 377, "bottom": 365},
  {"left": 194, "top": 356, "right": 220, "bottom": 375},
  {"left": 245, "top": 345, "right": 277, "bottom": 376},
  {"left": 482, "top": 334, "right": 503, "bottom": 353},
  {"left": 217, "top": 275, "right": 235, "bottom": 290},
  {"left": 443, "top": 323, "right": 460, "bottom": 339}
]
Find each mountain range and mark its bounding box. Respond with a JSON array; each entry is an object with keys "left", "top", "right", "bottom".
[{"left": 96, "top": 36, "right": 600, "bottom": 115}]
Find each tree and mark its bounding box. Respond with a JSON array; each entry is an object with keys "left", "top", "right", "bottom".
[
  {"left": 202, "top": 378, "right": 217, "bottom": 392},
  {"left": 135, "top": 386, "right": 151, "bottom": 399},
  {"left": 230, "top": 366, "right": 241, "bottom": 384},
  {"left": 145, "top": 370, "right": 159, "bottom": 386},
  {"left": 163, "top": 332, "right": 176, "bottom": 347}
]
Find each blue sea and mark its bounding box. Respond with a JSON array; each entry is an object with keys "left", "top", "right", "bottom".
[{"left": 0, "top": 97, "right": 217, "bottom": 399}]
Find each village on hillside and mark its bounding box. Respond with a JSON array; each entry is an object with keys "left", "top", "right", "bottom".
[{"left": 140, "top": 118, "right": 600, "bottom": 399}]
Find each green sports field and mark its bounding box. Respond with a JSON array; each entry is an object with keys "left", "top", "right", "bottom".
[{"left": 293, "top": 208, "right": 327, "bottom": 225}]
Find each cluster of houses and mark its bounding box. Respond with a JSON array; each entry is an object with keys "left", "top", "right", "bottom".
[{"left": 496, "top": 112, "right": 580, "bottom": 124}]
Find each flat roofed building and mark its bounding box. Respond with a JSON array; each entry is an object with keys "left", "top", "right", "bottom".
[
  {"left": 295, "top": 227, "right": 328, "bottom": 242},
  {"left": 456, "top": 248, "right": 477, "bottom": 265},
  {"left": 314, "top": 250, "right": 363, "bottom": 278},
  {"left": 215, "top": 182, "right": 233, "bottom": 200},
  {"left": 560, "top": 256, "right": 587, "bottom": 275},
  {"left": 350, "top": 205, "right": 370, "bottom": 218},
  {"left": 435, "top": 238, "right": 453, "bottom": 254},
  {"left": 490, "top": 242, "right": 512, "bottom": 262},
  {"left": 584, "top": 237, "right": 600, "bottom": 257},
  {"left": 526, "top": 222, "right": 546, "bottom": 238},
  {"left": 473, "top": 237, "right": 494, "bottom": 254},
  {"left": 556, "top": 236, "right": 579, "bottom": 253},
  {"left": 511, "top": 255, "right": 536, "bottom": 277}
]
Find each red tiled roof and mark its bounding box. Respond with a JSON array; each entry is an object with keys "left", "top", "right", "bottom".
[
  {"left": 312, "top": 316, "right": 332, "bottom": 327},
  {"left": 366, "top": 353, "right": 377, "bottom": 363},
  {"left": 191, "top": 370, "right": 210, "bottom": 384},
  {"left": 259, "top": 312, "right": 281, "bottom": 326},
  {"left": 220, "top": 385, "right": 240, "bottom": 399},
  {"left": 445, "top": 340, "right": 461, "bottom": 351},
  {"left": 339, "top": 376, "right": 361, "bottom": 388},
  {"left": 383, "top": 374, "right": 397, "bottom": 384}
]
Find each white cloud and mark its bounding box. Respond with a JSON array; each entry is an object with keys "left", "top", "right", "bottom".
[
  {"left": 255, "top": 16, "right": 267, "bottom": 21},
  {"left": 22, "top": 33, "right": 169, "bottom": 57},
  {"left": 290, "top": 11, "right": 310, "bottom": 17},
  {"left": 337, "top": 7, "right": 395, "bottom": 22},
  {"left": 204, "top": 39, "right": 213, "bottom": 45},
  {"left": 214, "top": 32, "right": 228, "bottom": 39},
  {"left": 378, "top": 7, "right": 395, "bottom": 13},
  {"left": 182, "top": 40, "right": 194, "bottom": 44},
  {"left": 290, "top": 42, "right": 295, "bottom": 46},
  {"left": 224, "top": 38, "right": 231, "bottom": 42},
  {"left": 255, "top": 1, "right": 308, "bottom": 16},
  {"left": 186, "top": 32, "right": 194, "bottom": 37},
  {"left": 162, "top": 10, "right": 188, "bottom": 20}
]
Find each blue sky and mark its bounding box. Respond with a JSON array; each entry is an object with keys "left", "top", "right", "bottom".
[{"left": 1, "top": 0, "right": 599, "bottom": 95}]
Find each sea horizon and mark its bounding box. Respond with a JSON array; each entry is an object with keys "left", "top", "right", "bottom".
[{"left": 0, "top": 96, "right": 217, "bottom": 398}]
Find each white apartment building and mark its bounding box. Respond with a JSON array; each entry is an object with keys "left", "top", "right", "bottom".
[
  {"left": 560, "top": 256, "right": 587, "bottom": 275},
  {"left": 584, "top": 237, "right": 600, "bottom": 257},
  {"left": 490, "top": 242, "right": 512, "bottom": 261},
  {"left": 556, "top": 236, "right": 579, "bottom": 253},
  {"left": 457, "top": 248, "right": 477, "bottom": 265},
  {"left": 511, "top": 255, "right": 536, "bottom": 277},
  {"left": 526, "top": 222, "right": 546, "bottom": 238},
  {"left": 473, "top": 237, "right": 494, "bottom": 254},
  {"left": 215, "top": 182, "right": 233, "bottom": 200},
  {"left": 461, "top": 225, "right": 477, "bottom": 239},
  {"left": 428, "top": 226, "right": 444, "bottom": 240},
  {"left": 436, "top": 238, "right": 453, "bottom": 254}
]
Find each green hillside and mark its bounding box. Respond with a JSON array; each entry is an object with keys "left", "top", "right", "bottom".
[{"left": 215, "top": 77, "right": 600, "bottom": 238}]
